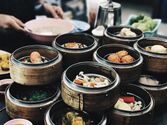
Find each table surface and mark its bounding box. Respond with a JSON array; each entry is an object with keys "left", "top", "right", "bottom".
[
  {"left": 0, "top": 33, "right": 167, "bottom": 125},
  {"left": 1, "top": 96, "right": 167, "bottom": 125}
]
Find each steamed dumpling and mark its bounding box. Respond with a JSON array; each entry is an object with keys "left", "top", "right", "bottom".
[{"left": 150, "top": 45, "right": 167, "bottom": 53}]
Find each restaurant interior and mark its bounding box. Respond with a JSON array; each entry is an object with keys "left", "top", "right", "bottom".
[{"left": 0, "top": 0, "right": 167, "bottom": 125}]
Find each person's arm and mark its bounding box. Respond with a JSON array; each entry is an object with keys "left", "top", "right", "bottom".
[
  {"left": 35, "top": 0, "right": 64, "bottom": 19},
  {"left": 0, "top": 14, "right": 25, "bottom": 31}
]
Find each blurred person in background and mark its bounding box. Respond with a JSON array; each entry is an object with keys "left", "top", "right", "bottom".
[
  {"left": 153, "top": 0, "right": 167, "bottom": 23},
  {"left": 86, "top": 0, "right": 107, "bottom": 26},
  {"left": 0, "top": 0, "right": 64, "bottom": 52}
]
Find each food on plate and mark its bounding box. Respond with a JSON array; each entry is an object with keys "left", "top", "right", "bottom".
[
  {"left": 145, "top": 45, "right": 167, "bottom": 54},
  {"left": 129, "top": 14, "right": 157, "bottom": 32},
  {"left": 63, "top": 42, "right": 87, "bottom": 49},
  {"left": 139, "top": 75, "right": 159, "bottom": 86},
  {"left": 107, "top": 50, "right": 134, "bottom": 63},
  {"left": 17, "top": 89, "right": 53, "bottom": 102},
  {"left": 114, "top": 96, "right": 143, "bottom": 111},
  {"left": 117, "top": 28, "right": 137, "bottom": 37},
  {"left": 73, "top": 71, "right": 110, "bottom": 88},
  {"left": 57, "top": 111, "right": 92, "bottom": 125},
  {"left": 0, "top": 52, "right": 10, "bottom": 71},
  {"left": 19, "top": 51, "right": 48, "bottom": 64}
]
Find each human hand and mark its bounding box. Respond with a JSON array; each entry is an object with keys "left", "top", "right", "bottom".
[
  {"left": 0, "top": 14, "right": 25, "bottom": 31},
  {"left": 43, "top": 3, "right": 64, "bottom": 19}
]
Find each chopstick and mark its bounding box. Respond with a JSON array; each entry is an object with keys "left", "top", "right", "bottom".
[{"left": 0, "top": 107, "right": 6, "bottom": 112}]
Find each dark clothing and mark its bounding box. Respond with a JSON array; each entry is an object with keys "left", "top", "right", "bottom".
[
  {"left": 152, "top": 0, "right": 167, "bottom": 23},
  {"left": 0, "top": 0, "right": 37, "bottom": 52},
  {"left": 0, "top": 0, "right": 35, "bottom": 22}
]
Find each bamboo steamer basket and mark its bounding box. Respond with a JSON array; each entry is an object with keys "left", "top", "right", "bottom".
[
  {"left": 44, "top": 100, "right": 108, "bottom": 125},
  {"left": 10, "top": 45, "right": 63, "bottom": 85},
  {"left": 93, "top": 44, "right": 143, "bottom": 85},
  {"left": 109, "top": 84, "right": 155, "bottom": 125},
  {"left": 103, "top": 26, "right": 144, "bottom": 46},
  {"left": 52, "top": 33, "right": 98, "bottom": 69},
  {"left": 134, "top": 37, "right": 167, "bottom": 73},
  {"left": 5, "top": 83, "right": 60, "bottom": 124},
  {"left": 137, "top": 74, "right": 167, "bottom": 105},
  {"left": 61, "top": 61, "right": 120, "bottom": 112}
]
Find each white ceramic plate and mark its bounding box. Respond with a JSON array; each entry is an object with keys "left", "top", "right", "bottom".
[{"left": 71, "top": 20, "right": 90, "bottom": 32}]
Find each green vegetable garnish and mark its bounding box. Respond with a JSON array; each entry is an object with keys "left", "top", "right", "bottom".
[{"left": 129, "top": 14, "right": 157, "bottom": 32}]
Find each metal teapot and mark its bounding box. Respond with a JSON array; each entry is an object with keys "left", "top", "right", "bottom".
[{"left": 94, "top": 0, "right": 121, "bottom": 28}]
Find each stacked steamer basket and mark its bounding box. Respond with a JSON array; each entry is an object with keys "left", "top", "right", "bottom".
[
  {"left": 134, "top": 37, "right": 167, "bottom": 105},
  {"left": 5, "top": 45, "right": 63, "bottom": 124},
  {"left": 109, "top": 84, "right": 154, "bottom": 125},
  {"left": 93, "top": 26, "right": 155, "bottom": 125},
  {"left": 45, "top": 61, "right": 120, "bottom": 125},
  {"left": 103, "top": 26, "right": 144, "bottom": 46},
  {"left": 52, "top": 33, "right": 99, "bottom": 69},
  {"left": 45, "top": 33, "right": 120, "bottom": 125},
  {"left": 93, "top": 44, "right": 143, "bottom": 84}
]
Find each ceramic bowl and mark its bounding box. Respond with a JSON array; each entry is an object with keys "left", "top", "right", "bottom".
[
  {"left": 4, "top": 118, "right": 33, "bottom": 125},
  {"left": 25, "top": 18, "right": 74, "bottom": 44}
]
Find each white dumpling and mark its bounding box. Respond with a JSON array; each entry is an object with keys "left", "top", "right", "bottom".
[{"left": 151, "top": 45, "right": 167, "bottom": 53}]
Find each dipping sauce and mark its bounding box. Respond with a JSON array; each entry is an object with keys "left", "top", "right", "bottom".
[
  {"left": 73, "top": 71, "right": 110, "bottom": 88},
  {"left": 107, "top": 50, "right": 134, "bottom": 63},
  {"left": 114, "top": 96, "right": 143, "bottom": 111},
  {"left": 0, "top": 79, "right": 14, "bottom": 95},
  {"left": 4, "top": 118, "right": 33, "bottom": 125},
  {"left": 63, "top": 42, "right": 87, "bottom": 49}
]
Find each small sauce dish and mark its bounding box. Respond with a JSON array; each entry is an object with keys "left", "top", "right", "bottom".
[{"left": 4, "top": 118, "right": 33, "bottom": 125}]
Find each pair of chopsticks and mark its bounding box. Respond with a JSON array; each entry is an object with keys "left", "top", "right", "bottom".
[{"left": 0, "top": 107, "right": 6, "bottom": 112}]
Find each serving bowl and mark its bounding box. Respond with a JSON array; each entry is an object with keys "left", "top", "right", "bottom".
[
  {"left": 109, "top": 84, "right": 154, "bottom": 125},
  {"left": 93, "top": 44, "right": 143, "bottom": 85},
  {"left": 53, "top": 33, "right": 98, "bottom": 69},
  {"left": 137, "top": 74, "right": 167, "bottom": 105},
  {"left": 103, "top": 26, "right": 144, "bottom": 46},
  {"left": 5, "top": 83, "right": 60, "bottom": 124},
  {"left": 25, "top": 18, "right": 74, "bottom": 44},
  {"left": 44, "top": 100, "right": 108, "bottom": 125},
  {"left": 10, "top": 45, "right": 62, "bottom": 85},
  {"left": 0, "top": 79, "right": 13, "bottom": 96},
  {"left": 125, "top": 14, "right": 161, "bottom": 37},
  {"left": 134, "top": 37, "right": 167, "bottom": 74},
  {"left": 61, "top": 61, "right": 120, "bottom": 112},
  {"left": 4, "top": 118, "right": 33, "bottom": 125}
]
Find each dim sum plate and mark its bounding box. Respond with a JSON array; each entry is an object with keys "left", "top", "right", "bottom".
[
  {"left": 0, "top": 50, "right": 11, "bottom": 75},
  {"left": 71, "top": 20, "right": 90, "bottom": 33}
]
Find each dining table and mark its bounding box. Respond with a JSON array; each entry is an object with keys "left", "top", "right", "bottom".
[{"left": 0, "top": 28, "right": 167, "bottom": 125}]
